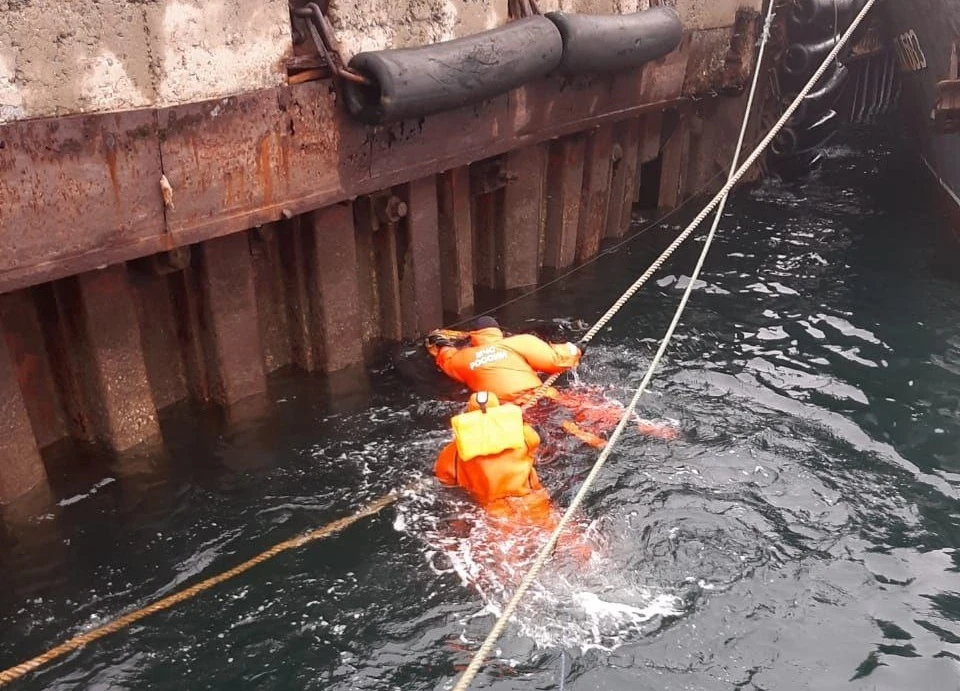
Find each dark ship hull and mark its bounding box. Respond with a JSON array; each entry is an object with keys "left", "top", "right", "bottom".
[{"left": 883, "top": 0, "right": 960, "bottom": 231}]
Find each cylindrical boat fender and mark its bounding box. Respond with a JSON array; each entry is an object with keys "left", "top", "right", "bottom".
[
  {"left": 343, "top": 16, "right": 563, "bottom": 126},
  {"left": 544, "top": 7, "right": 683, "bottom": 75},
  {"left": 772, "top": 109, "right": 839, "bottom": 156},
  {"left": 789, "top": 0, "right": 868, "bottom": 28},
  {"left": 783, "top": 34, "right": 842, "bottom": 79},
  {"left": 783, "top": 63, "right": 849, "bottom": 122}
]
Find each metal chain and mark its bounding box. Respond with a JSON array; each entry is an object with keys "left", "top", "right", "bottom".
[{"left": 450, "top": 0, "right": 878, "bottom": 688}]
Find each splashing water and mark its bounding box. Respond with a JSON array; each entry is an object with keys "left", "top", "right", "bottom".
[{"left": 394, "top": 485, "right": 684, "bottom": 653}]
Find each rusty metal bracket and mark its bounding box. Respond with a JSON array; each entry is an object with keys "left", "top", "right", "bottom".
[
  {"left": 469, "top": 158, "right": 518, "bottom": 195},
  {"left": 370, "top": 193, "right": 408, "bottom": 231},
  {"left": 131, "top": 246, "right": 192, "bottom": 276},
  {"left": 290, "top": 2, "right": 369, "bottom": 87}
]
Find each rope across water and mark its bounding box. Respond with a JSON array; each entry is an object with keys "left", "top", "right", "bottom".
[
  {"left": 450, "top": 1, "right": 878, "bottom": 688},
  {"left": 0, "top": 487, "right": 409, "bottom": 687}
]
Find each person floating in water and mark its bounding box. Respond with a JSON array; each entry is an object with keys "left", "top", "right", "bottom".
[
  {"left": 434, "top": 390, "right": 592, "bottom": 561},
  {"left": 425, "top": 316, "right": 678, "bottom": 449},
  {"left": 425, "top": 316, "right": 582, "bottom": 404}
]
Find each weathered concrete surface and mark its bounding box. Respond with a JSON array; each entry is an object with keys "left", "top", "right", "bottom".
[
  {"left": 330, "top": 0, "right": 758, "bottom": 58},
  {"left": 676, "top": 0, "right": 763, "bottom": 31},
  {"left": 0, "top": 0, "right": 289, "bottom": 123},
  {"left": 501, "top": 145, "right": 547, "bottom": 290},
  {"left": 0, "top": 0, "right": 758, "bottom": 122}
]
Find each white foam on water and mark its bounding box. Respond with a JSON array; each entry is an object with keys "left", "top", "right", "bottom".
[
  {"left": 57, "top": 477, "right": 117, "bottom": 507},
  {"left": 395, "top": 488, "right": 683, "bottom": 653}
]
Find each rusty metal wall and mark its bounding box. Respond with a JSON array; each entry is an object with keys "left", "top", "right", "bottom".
[{"left": 0, "top": 6, "right": 772, "bottom": 504}]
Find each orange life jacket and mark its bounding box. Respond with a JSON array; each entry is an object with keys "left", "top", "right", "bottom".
[{"left": 433, "top": 327, "right": 581, "bottom": 402}]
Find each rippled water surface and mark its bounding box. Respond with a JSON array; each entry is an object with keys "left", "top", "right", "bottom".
[{"left": 3, "top": 128, "right": 960, "bottom": 690}]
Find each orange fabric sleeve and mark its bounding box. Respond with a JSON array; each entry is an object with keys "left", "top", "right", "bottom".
[
  {"left": 503, "top": 335, "right": 581, "bottom": 374},
  {"left": 434, "top": 347, "right": 465, "bottom": 383},
  {"left": 434, "top": 441, "right": 459, "bottom": 486}
]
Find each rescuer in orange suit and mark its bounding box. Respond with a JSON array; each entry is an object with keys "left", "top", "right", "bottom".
[
  {"left": 434, "top": 391, "right": 549, "bottom": 514},
  {"left": 425, "top": 316, "right": 582, "bottom": 404},
  {"left": 425, "top": 316, "right": 678, "bottom": 448},
  {"left": 434, "top": 391, "right": 592, "bottom": 560}
]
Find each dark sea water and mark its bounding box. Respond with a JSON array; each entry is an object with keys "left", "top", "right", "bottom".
[{"left": 2, "top": 125, "right": 960, "bottom": 690}]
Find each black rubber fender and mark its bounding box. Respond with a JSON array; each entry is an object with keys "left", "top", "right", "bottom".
[
  {"left": 783, "top": 34, "right": 841, "bottom": 79},
  {"left": 789, "top": 0, "right": 868, "bottom": 28},
  {"left": 783, "top": 63, "right": 849, "bottom": 122},
  {"left": 343, "top": 16, "right": 563, "bottom": 126},
  {"left": 545, "top": 6, "right": 683, "bottom": 76},
  {"left": 771, "top": 109, "right": 839, "bottom": 156}
]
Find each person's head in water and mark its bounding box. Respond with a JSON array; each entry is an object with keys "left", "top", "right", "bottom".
[{"left": 472, "top": 316, "right": 499, "bottom": 331}]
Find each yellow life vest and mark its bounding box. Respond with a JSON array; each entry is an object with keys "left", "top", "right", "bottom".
[{"left": 450, "top": 403, "right": 526, "bottom": 461}]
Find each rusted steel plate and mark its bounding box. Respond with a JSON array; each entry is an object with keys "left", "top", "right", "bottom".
[
  {"left": 399, "top": 177, "right": 444, "bottom": 338},
  {"left": 641, "top": 35, "right": 692, "bottom": 104},
  {"left": 74, "top": 265, "right": 160, "bottom": 451},
  {"left": 197, "top": 232, "right": 267, "bottom": 406},
  {"left": 501, "top": 144, "right": 546, "bottom": 291},
  {"left": 0, "top": 28, "right": 740, "bottom": 295},
  {"left": 0, "top": 110, "right": 165, "bottom": 288},
  {"left": 0, "top": 319, "right": 46, "bottom": 504},
  {"left": 683, "top": 27, "right": 735, "bottom": 96},
  {"left": 159, "top": 83, "right": 367, "bottom": 245},
  {"left": 0, "top": 290, "right": 67, "bottom": 449},
  {"left": 658, "top": 109, "right": 691, "bottom": 210},
  {"left": 306, "top": 202, "right": 365, "bottom": 372},
  {"left": 436, "top": 168, "right": 475, "bottom": 317},
  {"left": 543, "top": 135, "right": 586, "bottom": 273},
  {"left": 576, "top": 124, "right": 615, "bottom": 264},
  {"left": 722, "top": 9, "right": 760, "bottom": 90}
]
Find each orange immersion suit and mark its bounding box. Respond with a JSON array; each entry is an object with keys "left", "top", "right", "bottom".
[
  {"left": 434, "top": 391, "right": 595, "bottom": 562},
  {"left": 427, "top": 325, "right": 679, "bottom": 450},
  {"left": 432, "top": 327, "right": 581, "bottom": 403},
  {"left": 434, "top": 392, "right": 555, "bottom": 526}
]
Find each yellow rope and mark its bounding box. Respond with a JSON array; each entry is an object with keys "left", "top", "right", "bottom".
[{"left": 0, "top": 487, "right": 407, "bottom": 687}]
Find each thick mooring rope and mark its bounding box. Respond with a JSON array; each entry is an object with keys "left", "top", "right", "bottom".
[
  {"left": 451, "top": 0, "right": 879, "bottom": 688},
  {"left": 0, "top": 487, "right": 407, "bottom": 687}
]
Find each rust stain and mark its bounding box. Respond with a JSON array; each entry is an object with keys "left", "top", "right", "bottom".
[
  {"left": 224, "top": 171, "right": 234, "bottom": 207},
  {"left": 257, "top": 137, "right": 273, "bottom": 205},
  {"left": 104, "top": 137, "right": 121, "bottom": 205}
]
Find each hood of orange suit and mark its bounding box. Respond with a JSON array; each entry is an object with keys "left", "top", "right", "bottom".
[{"left": 470, "top": 327, "right": 504, "bottom": 346}]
